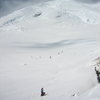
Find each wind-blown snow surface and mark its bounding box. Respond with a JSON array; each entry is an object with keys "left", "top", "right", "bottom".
[{"left": 0, "top": 0, "right": 100, "bottom": 100}]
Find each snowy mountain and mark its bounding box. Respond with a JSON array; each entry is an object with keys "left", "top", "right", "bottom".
[{"left": 0, "top": 0, "right": 100, "bottom": 100}]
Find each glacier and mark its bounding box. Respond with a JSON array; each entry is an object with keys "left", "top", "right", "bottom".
[{"left": 0, "top": 0, "right": 100, "bottom": 100}]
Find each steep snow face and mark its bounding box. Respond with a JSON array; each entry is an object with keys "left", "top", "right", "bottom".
[
  {"left": 0, "top": 0, "right": 100, "bottom": 44},
  {"left": 0, "top": 0, "right": 100, "bottom": 27},
  {"left": 0, "top": 0, "right": 100, "bottom": 100}
]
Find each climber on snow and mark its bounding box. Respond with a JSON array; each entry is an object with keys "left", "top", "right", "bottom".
[{"left": 41, "top": 88, "right": 46, "bottom": 96}]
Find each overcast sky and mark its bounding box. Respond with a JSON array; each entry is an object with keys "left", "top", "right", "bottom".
[
  {"left": 75, "top": 0, "right": 100, "bottom": 3},
  {"left": 0, "top": 0, "right": 100, "bottom": 17}
]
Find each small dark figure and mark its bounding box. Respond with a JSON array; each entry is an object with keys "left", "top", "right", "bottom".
[
  {"left": 58, "top": 52, "right": 60, "bottom": 55},
  {"left": 95, "top": 67, "right": 100, "bottom": 83},
  {"left": 41, "top": 88, "right": 46, "bottom": 96},
  {"left": 72, "top": 94, "right": 77, "bottom": 97},
  {"left": 49, "top": 56, "right": 52, "bottom": 59}
]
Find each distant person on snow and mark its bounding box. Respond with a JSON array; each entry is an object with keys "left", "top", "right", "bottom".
[
  {"left": 95, "top": 67, "right": 100, "bottom": 83},
  {"left": 41, "top": 88, "right": 46, "bottom": 96}
]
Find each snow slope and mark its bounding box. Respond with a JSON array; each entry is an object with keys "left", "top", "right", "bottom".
[{"left": 0, "top": 0, "right": 100, "bottom": 100}]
